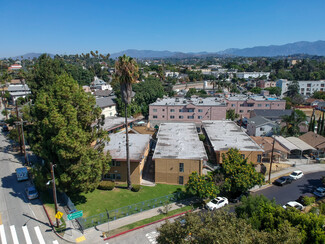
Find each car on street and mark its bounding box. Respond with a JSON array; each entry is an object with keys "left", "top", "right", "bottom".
[
  {"left": 282, "top": 201, "right": 305, "bottom": 211},
  {"left": 25, "top": 185, "right": 39, "bottom": 200},
  {"left": 206, "top": 197, "right": 228, "bottom": 210},
  {"left": 273, "top": 176, "right": 293, "bottom": 186},
  {"left": 289, "top": 170, "right": 304, "bottom": 180},
  {"left": 313, "top": 187, "right": 325, "bottom": 198},
  {"left": 16, "top": 167, "right": 29, "bottom": 181}
]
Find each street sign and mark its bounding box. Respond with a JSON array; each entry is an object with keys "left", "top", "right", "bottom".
[
  {"left": 55, "top": 211, "right": 63, "bottom": 219},
  {"left": 67, "top": 210, "right": 83, "bottom": 220}
]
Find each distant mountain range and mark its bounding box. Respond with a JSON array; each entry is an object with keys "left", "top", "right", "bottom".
[{"left": 6, "top": 40, "right": 325, "bottom": 60}]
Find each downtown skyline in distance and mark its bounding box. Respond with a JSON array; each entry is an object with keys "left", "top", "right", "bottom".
[{"left": 1, "top": 0, "right": 325, "bottom": 57}]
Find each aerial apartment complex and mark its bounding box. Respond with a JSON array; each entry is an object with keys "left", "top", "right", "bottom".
[
  {"left": 277, "top": 79, "right": 325, "bottom": 97},
  {"left": 149, "top": 95, "right": 285, "bottom": 126}
]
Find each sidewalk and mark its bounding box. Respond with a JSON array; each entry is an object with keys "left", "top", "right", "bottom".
[{"left": 251, "top": 163, "right": 325, "bottom": 192}]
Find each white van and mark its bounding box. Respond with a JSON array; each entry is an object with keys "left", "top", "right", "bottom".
[{"left": 16, "top": 167, "right": 29, "bottom": 181}]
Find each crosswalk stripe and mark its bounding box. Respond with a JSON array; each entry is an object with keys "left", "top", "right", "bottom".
[
  {"left": 0, "top": 224, "right": 7, "bottom": 244},
  {"left": 22, "top": 226, "right": 32, "bottom": 244},
  {"left": 53, "top": 241, "right": 59, "bottom": 244},
  {"left": 10, "top": 225, "right": 19, "bottom": 244},
  {"left": 34, "top": 226, "right": 45, "bottom": 244}
]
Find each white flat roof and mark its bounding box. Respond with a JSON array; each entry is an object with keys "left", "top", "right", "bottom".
[
  {"left": 104, "top": 133, "right": 150, "bottom": 161},
  {"left": 202, "top": 120, "right": 263, "bottom": 152},
  {"left": 274, "top": 136, "right": 300, "bottom": 151},
  {"left": 153, "top": 123, "right": 207, "bottom": 160}
]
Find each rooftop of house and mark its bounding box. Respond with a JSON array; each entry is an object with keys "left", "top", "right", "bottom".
[
  {"left": 150, "top": 95, "right": 283, "bottom": 106},
  {"left": 202, "top": 120, "right": 263, "bottom": 152},
  {"left": 94, "top": 90, "right": 113, "bottom": 97},
  {"left": 247, "top": 116, "right": 276, "bottom": 127},
  {"left": 153, "top": 123, "right": 208, "bottom": 160},
  {"left": 101, "top": 116, "right": 139, "bottom": 131},
  {"left": 7, "top": 84, "right": 31, "bottom": 92},
  {"left": 250, "top": 136, "right": 290, "bottom": 154},
  {"left": 95, "top": 96, "right": 116, "bottom": 108},
  {"left": 251, "top": 109, "right": 292, "bottom": 119},
  {"left": 91, "top": 76, "right": 106, "bottom": 86},
  {"left": 104, "top": 133, "right": 150, "bottom": 161},
  {"left": 299, "top": 131, "right": 325, "bottom": 150}
]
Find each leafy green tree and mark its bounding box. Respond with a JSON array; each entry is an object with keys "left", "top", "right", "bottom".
[
  {"left": 185, "top": 172, "right": 219, "bottom": 200},
  {"left": 281, "top": 110, "right": 307, "bottom": 136},
  {"left": 216, "top": 148, "right": 264, "bottom": 198},
  {"left": 157, "top": 210, "right": 301, "bottom": 244},
  {"left": 185, "top": 88, "right": 197, "bottom": 98},
  {"left": 29, "top": 74, "right": 110, "bottom": 193},
  {"left": 250, "top": 87, "right": 262, "bottom": 94},
  {"left": 286, "top": 81, "right": 299, "bottom": 98},
  {"left": 226, "top": 109, "right": 239, "bottom": 121},
  {"left": 264, "top": 87, "right": 281, "bottom": 96},
  {"left": 313, "top": 91, "right": 325, "bottom": 100},
  {"left": 115, "top": 55, "right": 139, "bottom": 190}
]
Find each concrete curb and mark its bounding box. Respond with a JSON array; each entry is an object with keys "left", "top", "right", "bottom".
[
  {"left": 103, "top": 210, "right": 192, "bottom": 241},
  {"left": 42, "top": 201, "right": 76, "bottom": 243}
]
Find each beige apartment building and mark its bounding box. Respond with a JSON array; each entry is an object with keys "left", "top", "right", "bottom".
[
  {"left": 104, "top": 133, "right": 151, "bottom": 184},
  {"left": 202, "top": 120, "right": 264, "bottom": 164},
  {"left": 153, "top": 123, "right": 207, "bottom": 185}
]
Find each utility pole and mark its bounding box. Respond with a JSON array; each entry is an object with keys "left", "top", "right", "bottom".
[
  {"left": 268, "top": 136, "right": 276, "bottom": 183},
  {"left": 51, "top": 163, "right": 60, "bottom": 228},
  {"left": 15, "top": 101, "right": 23, "bottom": 154}
]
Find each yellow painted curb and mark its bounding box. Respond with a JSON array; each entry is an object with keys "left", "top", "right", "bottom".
[
  {"left": 0, "top": 213, "right": 2, "bottom": 225},
  {"left": 76, "top": 235, "right": 86, "bottom": 243}
]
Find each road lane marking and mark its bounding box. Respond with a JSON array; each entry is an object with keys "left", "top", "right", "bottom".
[
  {"left": 0, "top": 224, "right": 7, "bottom": 244},
  {"left": 10, "top": 225, "right": 19, "bottom": 244},
  {"left": 53, "top": 241, "right": 59, "bottom": 244},
  {"left": 22, "top": 226, "right": 32, "bottom": 244},
  {"left": 34, "top": 226, "right": 45, "bottom": 244}
]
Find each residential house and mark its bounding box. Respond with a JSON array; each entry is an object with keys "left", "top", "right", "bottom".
[
  {"left": 96, "top": 96, "right": 117, "bottom": 117},
  {"left": 103, "top": 133, "right": 151, "bottom": 184},
  {"left": 246, "top": 116, "right": 279, "bottom": 136},
  {"left": 256, "top": 80, "right": 276, "bottom": 88},
  {"left": 250, "top": 136, "right": 290, "bottom": 162},
  {"left": 236, "top": 72, "right": 270, "bottom": 79},
  {"left": 249, "top": 109, "right": 292, "bottom": 122},
  {"left": 274, "top": 136, "right": 316, "bottom": 158},
  {"left": 202, "top": 120, "right": 264, "bottom": 164},
  {"left": 101, "top": 116, "right": 141, "bottom": 134},
  {"left": 8, "top": 64, "right": 22, "bottom": 71},
  {"left": 82, "top": 86, "right": 91, "bottom": 93},
  {"left": 153, "top": 123, "right": 208, "bottom": 185},
  {"left": 91, "top": 76, "right": 112, "bottom": 91},
  {"left": 299, "top": 132, "right": 325, "bottom": 157},
  {"left": 7, "top": 84, "right": 31, "bottom": 103}
]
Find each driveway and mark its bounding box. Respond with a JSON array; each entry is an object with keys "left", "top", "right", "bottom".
[{"left": 253, "top": 171, "right": 325, "bottom": 205}]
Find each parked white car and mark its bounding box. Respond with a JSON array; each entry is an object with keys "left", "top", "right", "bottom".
[
  {"left": 282, "top": 201, "right": 305, "bottom": 211},
  {"left": 206, "top": 197, "right": 228, "bottom": 210},
  {"left": 289, "top": 170, "right": 304, "bottom": 180}
]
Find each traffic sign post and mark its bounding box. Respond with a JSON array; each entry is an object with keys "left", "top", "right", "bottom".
[
  {"left": 67, "top": 210, "right": 83, "bottom": 220},
  {"left": 55, "top": 211, "right": 63, "bottom": 219}
]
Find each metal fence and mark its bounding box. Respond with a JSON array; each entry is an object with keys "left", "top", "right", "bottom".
[{"left": 77, "top": 191, "right": 187, "bottom": 230}]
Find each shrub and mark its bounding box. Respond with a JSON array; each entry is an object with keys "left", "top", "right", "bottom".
[
  {"left": 302, "top": 196, "right": 315, "bottom": 206},
  {"left": 198, "top": 134, "right": 205, "bottom": 141},
  {"left": 132, "top": 185, "right": 141, "bottom": 192},
  {"left": 98, "top": 181, "right": 115, "bottom": 190}
]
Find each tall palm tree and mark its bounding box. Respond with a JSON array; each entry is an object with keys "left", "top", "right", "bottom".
[
  {"left": 115, "top": 55, "right": 139, "bottom": 190},
  {"left": 281, "top": 109, "right": 307, "bottom": 137}
]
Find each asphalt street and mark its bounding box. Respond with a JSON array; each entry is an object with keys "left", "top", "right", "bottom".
[
  {"left": 253, "top": 171, "right": 325, "bottom": 205},
  {"left": 0, "top": 130, "right": 64, "bottom": 244}
]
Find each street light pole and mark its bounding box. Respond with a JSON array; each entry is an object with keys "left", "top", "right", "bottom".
[{"left": 50, "top": 163, "right": 60, "bottom": 228}]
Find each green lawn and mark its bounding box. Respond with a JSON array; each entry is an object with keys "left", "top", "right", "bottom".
[{"left": 71, "top": 184, "right": 185, "bottom": 218}]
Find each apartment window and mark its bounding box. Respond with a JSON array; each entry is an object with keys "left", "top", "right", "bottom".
[
  {"left": 198, "top": 109, "right": 203, "bottom": 112},
  {"left": 153, "top": 109, "right": 157, "bottom": 112},
  {"left": 321, "top": 84, "right": 325, "bottom": 87},
  {"left": 258, "top": 104, "right": 262, "bottom": 107},
  {"left": 241, "top": 154, "right": 245, "bottom": 159},
  {"left": 301, "top": 88, "right": 304, "bottom": 91},
  {"left": 265, "top": 104, "right": 270, "bottom": 107},
  {"left": 239, "top": 110, "right": 244, "bottom": 113},
  {"left": 179, "top": 163, "right": 184, "bottom": 172},
  {"left": 188, "top": 108, "right": 194, "bottom": 112},
  {"left": 187, "top": 116, "right": 194, "bottom": 119},
  {"left": 170, "top": 109, "right": 175, "bottom": 112},
  {"left": 179, "top": 109, "right": 183, "bottom": 112},
  {"left": 179, "top": 115, "right": 184, "bottom": 119},
  {"left": 307, "top": 83, "right": 311, "bottom": 87},
  {"left": 260, "top": 127, "right": 264, "bottom": 131},
  {"left": 111, "top": 160, "right": 121, "bottom": 167},
  {"left": 107, "top": 173, "right": 121, "bottom": 180},
  {"left": 198, "top": 116, "right": 203, "bottom": 119},
  {"left": 179, "top": 176, "right": 184, "bottom": 185},
  {"left": 257, "top": 155, "right": 262, "bottom": 163},
  {"left": 231, "top": 104, "right": 235, "bottom": 107},
  {"left": 153, "top": 115, "right": 158, "bottom": 119},
  {"left": 170, "top": 115, "right": 175, "bottom": 119},
  {"left": 162, "top": 115, "right": 165, "bottom": 118}
]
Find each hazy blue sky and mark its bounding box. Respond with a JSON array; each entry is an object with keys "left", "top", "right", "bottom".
[{"left": 1, "top": 0, "right": 325, "bottom": 57}]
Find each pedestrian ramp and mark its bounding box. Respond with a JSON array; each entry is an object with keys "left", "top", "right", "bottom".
[{"left": 0, "top": 224, "right": 59, "bottom": 244}]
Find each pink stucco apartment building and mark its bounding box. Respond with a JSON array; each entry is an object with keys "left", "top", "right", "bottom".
[{"left": 149, "top": 95, "right": 286, "bottom": 126}]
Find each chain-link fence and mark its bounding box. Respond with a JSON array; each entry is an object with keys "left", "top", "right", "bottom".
[{"left": 77, "top": 191, "right": 188, "bottom": 230}]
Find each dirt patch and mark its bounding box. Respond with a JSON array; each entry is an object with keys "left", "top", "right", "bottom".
[
  {"left": 44, "top": 204, "right": 55, "bottom": 221},
  {"left": 132, "top": 126, "right": 155, "bottom": 135}
]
